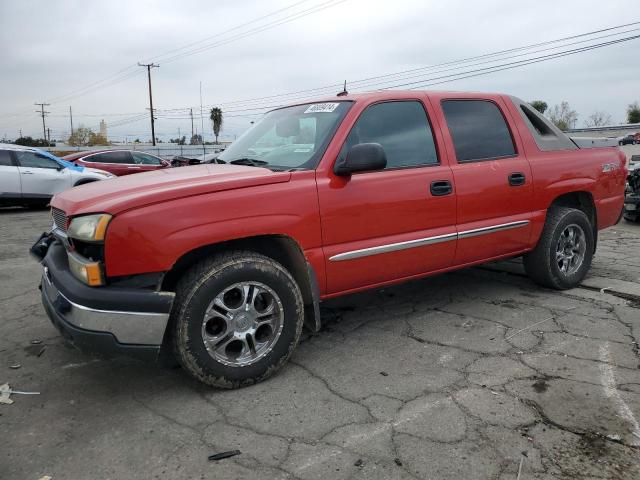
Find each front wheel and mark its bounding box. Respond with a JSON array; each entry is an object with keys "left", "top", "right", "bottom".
[
  {"left": 523, "top": 207, "right": 594, "bottom": 290},
  {"left": 171, "top": 251, "right": 304, "bottom": 388}
]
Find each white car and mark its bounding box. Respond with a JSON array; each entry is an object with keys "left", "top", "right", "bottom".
[{"left": 0, "top": 144, "right": 114, "bottom": 207}]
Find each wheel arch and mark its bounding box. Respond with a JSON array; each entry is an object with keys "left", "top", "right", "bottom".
[
  {"left": 161, "top": 234, "right": 321, "bottom": 332},
  {"left": 548, "top": 191, "right": 598, "bottom": 252}
]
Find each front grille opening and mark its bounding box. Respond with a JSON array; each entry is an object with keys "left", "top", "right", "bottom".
[{"left": 51, "top": 208, "right": 68, "bottom": 232}]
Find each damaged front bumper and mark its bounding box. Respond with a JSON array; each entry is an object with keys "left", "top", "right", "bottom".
[
  {"left": 624, "top": 194, "right": 640, "bottom": 219},
  {"left": 37, "top": 239, "right": 174, "bottom": 361}
]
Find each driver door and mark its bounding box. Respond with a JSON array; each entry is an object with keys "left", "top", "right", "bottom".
[
  {"left": 316, "top": 99, "right": 457, "bottom": 294},
  {"left": 14, "top": 150, "right": 71, "bottom": 198}
]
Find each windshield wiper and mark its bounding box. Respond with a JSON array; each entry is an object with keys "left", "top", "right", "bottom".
[{"left": 228, "top": 158, "right": 269, "bottom": 167}]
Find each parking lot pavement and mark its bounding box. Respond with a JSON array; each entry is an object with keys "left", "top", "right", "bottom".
[{"left": 2, "top": 208, "right": 640, "bottom": 480}]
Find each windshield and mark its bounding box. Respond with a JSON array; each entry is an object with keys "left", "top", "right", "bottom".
[{"left": 217, "top": 101, "right": 352, "bottom": 170}]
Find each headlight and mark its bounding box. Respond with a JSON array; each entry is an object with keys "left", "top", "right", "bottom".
[{"left": 67, "top": 214, "right": 112, "bottom": 242}]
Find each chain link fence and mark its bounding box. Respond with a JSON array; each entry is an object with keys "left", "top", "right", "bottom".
[{"left": 45, "top": 144, "right": 229, "bottom": 160}]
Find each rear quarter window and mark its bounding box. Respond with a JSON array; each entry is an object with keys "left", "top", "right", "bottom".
[{"left": 510, "top": 96, "right": 577, "bottom": 152}]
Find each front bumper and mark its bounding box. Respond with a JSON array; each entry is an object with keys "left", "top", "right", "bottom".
[
  {"left": 39, "top": 240, "right": 175, "bottom": 361},
  {"left": 624, "top": 194, "right": 640, "bottom": 215}
]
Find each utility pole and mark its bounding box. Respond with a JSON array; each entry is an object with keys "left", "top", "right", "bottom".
[
  {"left": 47, "top": 128, "right": 50, "bottom": 143},
  {"left": 19, "top": 129, "right": 22, "bottom": 138},
  {"left": 199, "top": 81, "right": 205, "bottom": 154},
  {"left": 138, "top": 63, "right": 159, "bottom": 146},
  {"left": 69, "top": 106, "right": 74, "bottom": 137},
  {"left": 190, "top": 108, "right": 194, "bottom": 140},
  {"left": 35, "top": 102, "right": 50, "bottom": 142}
]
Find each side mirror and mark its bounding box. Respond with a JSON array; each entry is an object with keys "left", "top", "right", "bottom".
[
  {"left": 334, "top": 143, "right": 387, "bottom": 176},
  {"left": 56, "top": 165, "right": 65, "bottom": 171}
]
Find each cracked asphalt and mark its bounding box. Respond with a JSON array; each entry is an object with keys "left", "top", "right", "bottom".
[{"left": 2, "top": 208, "right": 640, "bottom": 480}]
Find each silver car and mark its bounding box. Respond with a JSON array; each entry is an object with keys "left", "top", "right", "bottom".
[{"left": 0, "top": 144, "right": 114, "bottom": 207}]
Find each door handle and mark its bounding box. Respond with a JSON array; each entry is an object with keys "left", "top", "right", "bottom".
[
  {"left": 430, "top": 180, "right": 453, "bottom": 196},
  {"left": 21, "top": 171, "right": 34, "bottom": 175},
  {"left": 508, "top": 172, "right": 526, "bottom": 186}
]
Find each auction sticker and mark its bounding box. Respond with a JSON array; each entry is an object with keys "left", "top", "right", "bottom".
[{"left": 304, "top": 103, "right": 340, "bottom": 113}]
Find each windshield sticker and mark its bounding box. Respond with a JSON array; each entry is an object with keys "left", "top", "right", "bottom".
[
  {"left": 304, "top": 103, "right": 340, "bottom": 114},
  {"left": 294, "top": 148, "right": 312, "bottom": 153}
]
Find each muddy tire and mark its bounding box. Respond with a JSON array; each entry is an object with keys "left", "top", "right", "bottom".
[
  {"left": 171, "top": 251, "right": 304, "bottom": 388},
  {"left": 523, "top": 207, "right": 594, "bottom": 290}
]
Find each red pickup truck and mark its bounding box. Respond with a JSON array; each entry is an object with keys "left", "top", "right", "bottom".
[{"left": 33, "top": 91, "right": 627, "bottom": 388}]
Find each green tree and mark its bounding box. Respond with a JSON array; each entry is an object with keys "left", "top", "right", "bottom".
[
  {"left": 547, "top": 101, "right": 578, "bottom": 131},
  {"left": 89, "top": 132, "right": 108, "bottom": 146},
  {"left": 209, "top": 107, "right": 223, "bottom": 144},
  {"left": 190, "top": 134, "right": 203, "bottom": 145},
  {"left": 529, "top": 100, "right": 548, "bottom": 114},
  {"left": 627, "top": 102, "right": 640, "bottom": 124}
]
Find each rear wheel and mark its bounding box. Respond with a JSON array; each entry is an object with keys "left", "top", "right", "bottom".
[
  {"left": 171, "top": 251, "right": 304, "bottom": 388},
  {"left": 523, "top": 207, "right": 594, "bottom": 290}
]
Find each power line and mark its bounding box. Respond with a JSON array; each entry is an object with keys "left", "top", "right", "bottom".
[
  {"left": 156, "top": 20, "right": 640, "bottom": 113},
  {"left": 142, "top": 0, "right": 314, "bottom": 64},
  {"left": 41, "top": 0, "right": 345, "bottom": 106},
  {"left": 155, "top": 30, "right": 640, "bottom": 119},
  {"left": 157, "top": 0, "right": 348, "bottom": 65}
]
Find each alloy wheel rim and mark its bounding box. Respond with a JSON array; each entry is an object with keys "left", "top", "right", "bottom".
[
  {"left": 201, "top": 281, "right": 284, "bottom": 367},
  {"left": 555, "top": 224, "right": 586, "bottom": 276}
]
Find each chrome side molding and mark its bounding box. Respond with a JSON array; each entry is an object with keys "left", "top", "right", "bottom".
[
  {"left": 458, "top": 220, "right": 530, "bottom": 239},
  {"left": 329, "top": 220, "right": 530, "bottom": 262}
]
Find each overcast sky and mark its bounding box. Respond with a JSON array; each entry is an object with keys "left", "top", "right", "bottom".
[{"left": 0, "top": 0, "right": 638, "bottom": 142}]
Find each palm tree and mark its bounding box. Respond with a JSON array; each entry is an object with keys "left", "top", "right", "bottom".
[{"left": 209, "top": 107, "right": 223, "bottom": 144}]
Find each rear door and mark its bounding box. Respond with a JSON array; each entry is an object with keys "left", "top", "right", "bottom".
[
  {"left": 14, "top": 150, "right": 72, "bottom": 198},
  {"left": 436, "top": 96, "right": 533, "bottom": 265},
  {"left": 0, "top": 150, "right": 21, "bottom": 201},
  {"left": 131, "top": 152, "right": 166, "bottom": 172},
  {"left": 317, "top": 99, "right": 457, "bottom": 294},
  {"left": 82, "top": 151, "right": 133, "bottom": 175}
]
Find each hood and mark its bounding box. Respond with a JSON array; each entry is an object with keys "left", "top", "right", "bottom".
[{"left": 52, "top": 164, "right": 292, "bottom": 216}]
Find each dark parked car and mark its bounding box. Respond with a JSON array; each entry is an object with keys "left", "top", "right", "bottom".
[
  {"left": 63, "top": 150, "right": 170, "bottom": 176},
  {"left": 619, "top": 134, "right": 637, "bottom": 146}
]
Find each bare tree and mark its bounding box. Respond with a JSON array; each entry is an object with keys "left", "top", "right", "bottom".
[
  {"left": 584, "top": 111, "right": 612, "bottom": 128},
  {"left": 68, "top": 126, "right": 92, "bottom": 146},
  {"left": 547, "top": 102, "right": 578, "bottom": 131}
]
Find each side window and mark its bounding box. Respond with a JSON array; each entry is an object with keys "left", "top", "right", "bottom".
[
  {"left": 132, "top": 152, "right": 161, "bottom": 165},
  {"left": 15, "top": 151, "right": 60, "bottom": 169},
  {"left": 86, "top": 153, "right": 109, "bottom": 163},
  {"left": 344, "top": 101, "right": 438, "bottom": 169},
  {"left": 89, "top": 152, "right": 132, "bottom": 164},
  {"left": 442, "top": 100, "right": 516, "bottom": 162},
  {"left": 0, "top": 150, "right": 14, "bottom": 166}
]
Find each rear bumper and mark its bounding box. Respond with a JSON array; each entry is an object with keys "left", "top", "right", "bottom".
[{"left": 39, "top": 240, "right": 174, "bottom": 360}]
